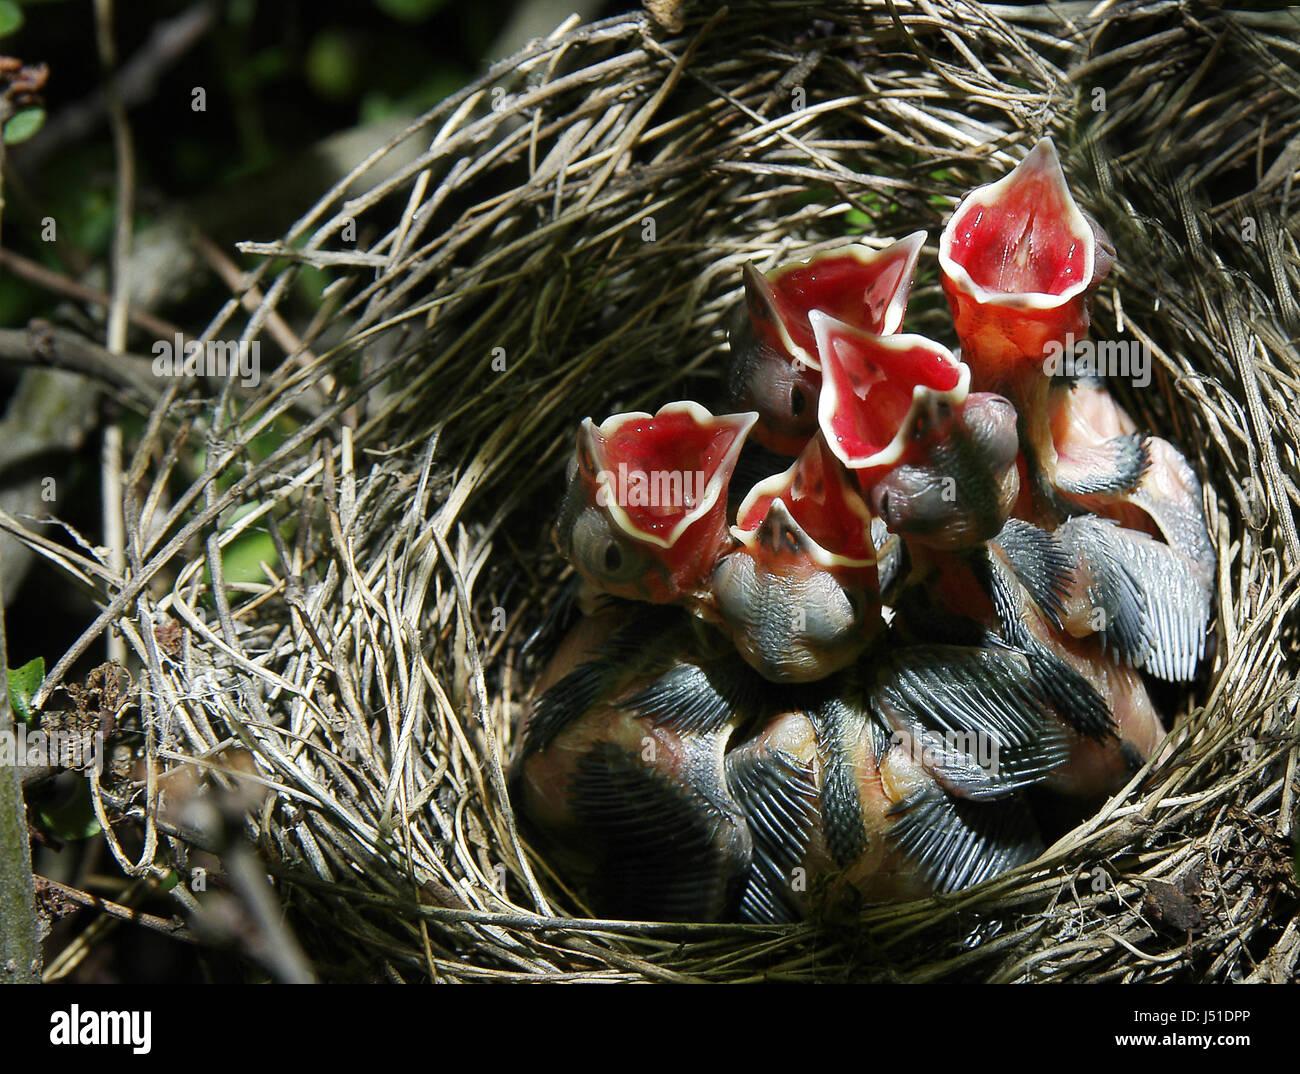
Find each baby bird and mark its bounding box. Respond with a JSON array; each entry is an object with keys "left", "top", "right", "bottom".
[
  {"left": 865, "top": 391, "right": 1021, "bottom": 551},
  {"left": 715, "top": 434, "right": 884, "bottom": 682},
  {"left": 554, "top": 401, "right": 756, "bottom": 611},
  {"left": 727, "top": 233, "right": 926, "bottom": 455},
  {"left": 726, "top": 649, "right": 1057, "bottom": 922},
  {"left": 973, "top": 529, "right": 1169, "bottom": 800},
  {"left": 1028, "top": 630, "right": 1166, "bottom": 806},
  {"left": 1025, "top": 380, "right": 1214, "bottom": 682},
  {"left": 938, "top": 138, "right": 1116, "bottom": 514},
  {"left": 513, "top": 603, "right": 763, "bottom": 921}
]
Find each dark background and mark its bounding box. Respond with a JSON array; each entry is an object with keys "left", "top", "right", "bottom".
[{"left": 1, "top": 0, "right": 627, "bottom": 982}]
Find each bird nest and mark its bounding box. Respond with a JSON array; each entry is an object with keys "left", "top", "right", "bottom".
[{"left": 28, "top": 0, "right": 1300, "bottom": 981}]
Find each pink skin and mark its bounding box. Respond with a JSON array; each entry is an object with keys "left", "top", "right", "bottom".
[
  {"left": 513, "top": 613, "right": 751, "bottom": 918},
  {"left": 1048, "top": 382, "right": 1214, "bottom": 574},
  {"left": 900, "top": 548, "right": 1164, "bottom": 800},
  {"left": 1045, "top": 378, "right": 1142, "bottom": 510},
  {"left": 734, "top": 711, "right": 939, "bottom": 916},
  {"left": 1035, "top": 385, "right": 1214, "bottom": 675},
  {"left": 518, "top": 706, "right": 683, "bottom": 839},
  {"left": 1027, "top": 628, "right": 1166, "bottom": 801},
  {"left": 510, "top": 605, "right": 625, "bottom": 776},
  {"left": 514, "top": 696, "right": 749, "bottom": 911},
  {"left": 522, "top": 608, "right": 623, "bottom": 709},
  {"left": 834, "top": 741, "right": 956, "bottom": 904}
]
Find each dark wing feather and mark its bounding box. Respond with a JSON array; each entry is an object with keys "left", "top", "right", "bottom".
[
  {"left": 567, "top": 742, "right": 752, "bottom": 922},
  {"left": 1056, "top": 433, "right": 1151, "bottom": 496},
  {"left": 523, "top": 604, "right": 685, "bottom": 755},
  {"left": 726, "top": 746, "right": 819, "bottom": 924},
  {"left": 624, "top": 656, "right": 764, "bottom": 737},
  {"left": 886, "top": 788, "right": 1043, "bottom": 893}
]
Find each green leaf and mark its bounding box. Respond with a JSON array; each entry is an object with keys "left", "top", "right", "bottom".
[
  {"left": 0, "top": 1, "right": 23, "bottom": 36},
  {"left": 7, "top": 656, "right": 45, "bottom": 725},
  {"left": 37, "top": 779, "right": 102, "bottom": 841},
  {"left": 4, "top": 106, "right": 46, "bottom": 145},
  {"left": 209, "top": 528, "right": 278, "bottom": 586}
]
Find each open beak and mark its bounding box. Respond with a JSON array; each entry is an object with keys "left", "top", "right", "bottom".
[
  {"left": 727, "top": 234, "right": 926, "bottom": 455},
  {"left": 813, "top": 310, "right": 969, "bottom": 485},
  {"left": 733, "top": 433, "right": 878, "bottom": 579},
  {"left": 938, "top": 138, "right": 1102, "bottom": 389},
  {"left": 559, "top": 402, "right": 757, "bottom": 605}
]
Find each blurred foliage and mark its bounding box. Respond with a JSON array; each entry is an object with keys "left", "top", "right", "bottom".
[
  {"left": 36, "top": 777, "right": 101, "bottom": 840},
  {"left": 1, "top": 0, "right": 556, "bottom": 640},
  {"left": 0, "top": 1, "right": 22, "bottom": 36},
  {"left": 3, "top": 0, "right": 517, "bottom": 327}
]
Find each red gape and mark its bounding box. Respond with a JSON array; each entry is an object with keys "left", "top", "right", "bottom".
[
  {"left": 729, "top": 233, "right": 925, "bottom": 456},
  {"left": 561, "top": 402, "right": 756, "bottom": 605},
  {"left": 813, "top": 310, "right": 969, "bottom": 488},
  {"left": 939, "top": 138, "right": 1111, "bottom": 393},
  {"left": 734, "top": 434, "right": 877, "bottom": 579}
]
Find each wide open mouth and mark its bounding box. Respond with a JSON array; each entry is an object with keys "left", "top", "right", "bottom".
[
  {"left": 581, "top": 402, "right": 756, "bottom": 549},
  {"left": 732, "top": 435, "right": 877, "bottom": 569},
  {"left": 813, "top": 311, "right": 970, "bottom": 470},
  {"left": 939, "top": 138, "right": 1094, "bottom": 308},
  {"left": 742, "top": 231, "right": 925, "bottom": 370}
]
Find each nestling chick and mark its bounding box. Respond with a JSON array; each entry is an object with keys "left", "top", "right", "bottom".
[
  {"left": 714, "top": 434, "right": 884, "bottom": 682},
  {"left": 866, "top": 391, "right": 1021, "bottom": 551},
  {"left": 554, "top": 401, "right": 756, "bottom": 611},
  {"left": 513, "top": 604, "right": 763, "bottom": 921},
  {"left": 727, "top": 233, "right": 925, "bottom": 455},
  {"left": 727, "top": 649, "right": 1056, "bottom": 921}
]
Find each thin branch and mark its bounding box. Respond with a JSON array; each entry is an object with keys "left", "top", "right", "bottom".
[
  {"left": 0, "top": 247, "right": 182, "bottom": 341},
  {"left": 34, "top": 875, "right": 195, "bottom": 943},
  {"left": 95, "top": 0, "right": 135, "bottom": 667},
  {"left": 0, "top": 322, "right": 163, "bottom": 407}
]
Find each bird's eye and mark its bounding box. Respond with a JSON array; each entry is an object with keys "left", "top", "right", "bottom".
[
  {"left": 790, "top": 385, "right": 806, "bottom": 417},
  {"left": 567, "top": 507, "right": 650, "bottom": 586}
]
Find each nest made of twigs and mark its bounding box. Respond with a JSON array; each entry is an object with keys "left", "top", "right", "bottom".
[{"left": 20, "top": 0, "right": 1300, "bottom": 981}]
